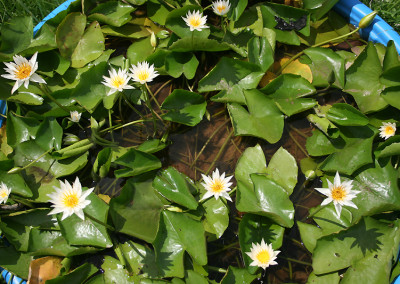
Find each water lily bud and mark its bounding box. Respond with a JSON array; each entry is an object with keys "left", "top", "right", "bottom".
[
  {"left": 304, "top": 170, "right": 316, "bottom": 180},
  {"left": 359, "top": 11, "right": 378, "bottom": 29},
  {"left": 150, "top": 32, "right": 157, "bottom": 48},
  {"left": 7, "top": 167, "right": 22, "bottom": 174},
  {"left": 165, "top": 206, "right": 183, "bottom": 212},
  {"left": 63, "top": 133, "right": 80, "bottom": 145}
]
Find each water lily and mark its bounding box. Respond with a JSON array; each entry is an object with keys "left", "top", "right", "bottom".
[
  {"left": 129, "top": 61, "right": 159, "bottom": 84},
  {"left": 315, "top": 171, "right": 360, "bottom": 217},
  {"left": 212, "top": 0, "right": 231, "bottom": 16},
  {"left": 1, "top": 52, "right": 46, "bottom": 94},
  {"left": 47, "top": 177, "right": 94, "bottom": 220},
  {"left": 102, "top": 68, "right": 134, "bottom": 95},
  {"left": 69, "top": 111, "right": 81, "bottom": 123},
  {"left": 200, "top": 168, "right": 233, "bottom": 201},
  {"left": 379, "top": 122, "right": 396, "bottom": 140},
  {"left": 182, "top": 10, "right": 208, "bottom": 31},
  {"left": 0, "top": 182, "right": 11, "bottom": 204},
  {"left": 246, "top": 239, "right": 280, "bottom": 270}
]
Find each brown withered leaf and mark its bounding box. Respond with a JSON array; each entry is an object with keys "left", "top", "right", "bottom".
[{"left": 28, "top": 256, "right": 63, "bottom": 284}]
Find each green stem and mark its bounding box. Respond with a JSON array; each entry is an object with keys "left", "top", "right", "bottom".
[
  {"left": 142, "top": 85, "right": 158, "bottom": 136},
  {"left": 100, "top": 119, "right": 145, "bottom": 133},
  {"left": 205, "top": 130, "right": 234, "bottom": 175},
  {"left": 40, "top": 84, "right": 70, "bottom": 114},
  {"left": 145, "top": 83, "right": 163, "bottom": 113},
  {"left": 301, "top": 204, "right": 327, "bottom": 222},
  {"left": 122, "top": 92, "right": 145, "bottom": 119},
  {"left": 208, "top": 241, "right": 239, "bottom": 255},
  {"left": 277, "top": 27, "right": 360, "bottom": 75},
  {"left": 108, "top": 109, "right": 114, "bottom": 142},
  {"left": 8, "top": 147, "right": 54, "bottom": 174},
  {"left": 278, "top": 255, "right": 312, "bottom": 266},
  {"left": 208, "top": 266, "right": 228, "bottom": 274},
  {"left": 85, "top": 211, "right": 115, "bottom": 231}
]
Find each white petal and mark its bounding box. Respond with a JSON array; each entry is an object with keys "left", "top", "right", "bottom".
[
  {"left": 315, "top": 187, "right": 330, "bottom": 196},
  {"left": 321, "top": 198, "right": 332, "bottom": 206},
  {"left": 30, "top": 73, "right": 46, "bottom": 84},
  {"left": 333, "top": 172, "right": 341, "bottom": 187},
  {"left": 334, "top": 202, "right": 342, "bottom": 217}
]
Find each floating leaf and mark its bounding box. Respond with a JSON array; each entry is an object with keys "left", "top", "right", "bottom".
[
  {"left": 0, "top": 246, "right": 32, "bottom": 279},
  {"left": 101, "top": 256, "right": 136, "bottom": 283},
  {"left": 228, "top": 89, "right": 284, "bottom": 143},
  {"left": 344, "top": 42, "right": 387, "bottom": 113},
  {"left": 326, "top": 103, "right": 369, "bottom": 126},
  {"left": 161, "top": 89, "right": 206, "bottom": 126},
  {"left": 165, "top": 52, "right": 199, "bottom": 79},
  {"left": 0, "top": 16, "right": 33, "bottom": 59},
  {"left": 220, "top": 266, "right": 260, "bottom": 284},
  {"left": 109, "top": 175, "right": 165, "bottom": 243},
  {"left": 88, "top": 2, "right": 135, "bottom": 27},
  {"left": 113, "top": 148, "right": 161, "bottom": 178},
  {"left": 46, "top": 263, "right": 97, "bottom": 284},
  {"left": 152, "top": 210, "right": 207, "bottom": 277},
  {"left": 202, "top": 196, "right": 229, "bottom": 238},
  {"left": 56, "top": 13, "right": 86, "bottom": 59},
  {"left": 153, "top": 167, "right": 198, "bottom": 210}
]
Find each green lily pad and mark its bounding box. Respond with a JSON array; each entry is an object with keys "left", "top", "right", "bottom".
[
  {"left": 0, "top": 246, "right": 32, "bottom": 279},
  {"left": 0, "top": 16, "right": 33, "bottom": 59},
  {"left": 109, "top": 175, "right": 165, "bottom": 243},
  {"left": 46, "top": 263, "right": 98, "bottom": 284},
  {"left": 153, "top": 167, "right": 198, "bottom": 210},
  {"left": 113, "top": 148, "right": 161, "bottom": 178},
  {"left": 165, "top": 52, "right": 199, "bottom": 79},
  {"left": 88, "top": 1, "right": 135, "bottom": 27},
  {"left": 161, "top": 89, "right": 206, "bottom": 126},
  {"left": 344, "top": 42, "right": 387, "bottom": 113},
  {"left": 248, "top": 36, "right": 274, "bottom": 72},
  {"left": 101, "top": 256, "right": 136, "bottom": 283},
  {"left": 220, "top": 266, "right": 260, "bottom": 284},
  {"left": 56, "top": 12, "right": 86, "bottom": 59},
  {"left": 326, "top": 103, "right": 369, "bottom": 126},
  {"left": 152, "top": 210, "right": 207, "bottom": 277},
  {"left": 201, "top": 195, "right": 229, "bottom": 238},
  {"left": 228, "top": 89, "right": 284, "bottom": 143}
]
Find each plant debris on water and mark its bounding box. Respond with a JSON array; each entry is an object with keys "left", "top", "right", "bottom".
[{"left": 0, "top": 0, "right": 400, "bottom": 283}]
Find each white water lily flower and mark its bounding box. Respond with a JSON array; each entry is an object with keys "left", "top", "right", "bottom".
[
  {"left": 1, "top": 52, "right": 46, "bottom": 94},
  {"left": 315, "top": 171, "right": 360, "bottom": 217},
  {"left": 47, "top": 177, "right": 94, "bottom": 221},
  {"left": 246, "top": 239, "right": 280, "bottom": 270},
  {"left": 182, "top": 10, "right": 208, "bottom": 31},
  {"left": 212, "top": 0, "right": 231, "bottom": 16},
  {"left": 0, "top": 182, "right": 11, "bottom": 204},
  {"left": 129, "top": 61, "right": 159, "bottom": 84},
  {"left": 379, "top": 122, "right": 396, "bottom": 140},
  {"left": 102, "top": 68, "right": 134, "bottom": 95},
  {"left": 69, "top": 111, "right": 81, "bottom": 123},
  {"left": 200, "top": 168, "right": 233, "bottom": 201}
]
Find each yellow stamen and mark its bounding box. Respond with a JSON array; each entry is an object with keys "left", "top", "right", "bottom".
[
  {"left": 138, "top": 71, "right": 149, "bottom": 82},
  {"left": 111, "top": 76, "right": 125, "bottom": 88},
  {"left": 15, "top": 63, "right": 32, "bottom": 80},
  {"left": 190, "top": 17, "right": 201, "bottom": 27},
  {"left": 331, "top": 186, "right": 346, "bottom": 201},
  {"left": 385, "top": 126, "right": 395, "bottom": 136},
  {"left": 63, "top": 193, "right": 79, "bottom": 208},
  {"left": 217, "top": 5, "right": 226, "bottom": 13},
  {"left": 0, "top": 191, "right": 7, "bottom": 198},
  {"left": 210, "top": 180, "right": 224, "bottom": 193},
  {"left": 256, "top": 250, "right": 270, "bottom": 264}
]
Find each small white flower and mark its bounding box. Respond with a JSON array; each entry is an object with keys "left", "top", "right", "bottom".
[
  {"left": 200, "top": 168, "right": 233, "bottom": 201},
  {"left": 1, "top": 52, "right": 46, "bottom": 94},
  {"left": 63, "top": 133, "right": 80, "bottom": 145},
  {"left": 47, "top": 177, "right": 94, "bottom": 221},
  {"left": 0, "top": 182, "right": 11, "bottom": 204},
  {"left": 182, "top": 10, "right": 208, "bottom": 32},
  {"left": 129, "top": 61, "right": 159, "bottom": 84},
  {"left": 212, "top": 0, "right": 231, "bottom": 16},
  {"left": 246, "top": 239, "right": 280, "bottom": 270},
  {"left": 69, "top": 111, "right": 81, "bottom": 123},
  {"left": 315, "top": 172, "right": 360, "bottom": 217},
  {"left": 102, "top": 68, "right": 134, "bottom": 95},
  {"left": 379, "top": 122, "right": 396, "bottom": 140}
]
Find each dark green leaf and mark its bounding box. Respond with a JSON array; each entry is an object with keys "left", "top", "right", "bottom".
[
  {"left": 109, "top": 176, "right": 165, "bottom": 243},
  {"left": 303, "top": 0, "right": 340, "bottom": 21},
  {"left": 126, "top": 37, "right": 154, "bottom": 64},
  {"left": 248, "top": 36, "right": 274, "bottom": 72},
  {"left": 114, "top": 148, "right": 161, "bottom": 178},
  {"left": 153, "top": 167, "right": 198, "bottom": 210},
  {"left": 6, "top": 112, "right": 40, "bottom": 148},
  {"left": 93, "top": 147, "right": 112, "bottom": 178},
  {"left": 326, "top": 103, "right": 369, "bottom": 126},
  {"left": 165, "top": 52, "right": 199, "bottom": 79},
  {"left": 56, "top": 12, "right": 86, "bottom": 59},
  {"left": 0, "top": 16, "right": 33, "bottom": 58},
  {"left": 161, "top": 89, "right": 206, "bottom": 126},
  {"left": 220, "top": 266, "right": 260, "bottom": 284},
  {"left": 202, "top": 195, "right": 229, "bottom": 238},
  {"left": 35, "top": 117, "right": 63, "bottom": 151},
  {"left": 88, "top": 2, "right": 135, "bottom": 27},
  {"left": 344, "top": 42, "right": 387, "bottom": 113},
  {"left": 46, "top": 263, "right": 98, "bottom": 284},
  {"left": 0, "top": 246, "right": 32, "bottom": 279},
  {"left": 101, "top": 256, "right": 136, "bottom": 283},
  {"left": 228, "top": 89, "right": 284, "bottom": 143}
]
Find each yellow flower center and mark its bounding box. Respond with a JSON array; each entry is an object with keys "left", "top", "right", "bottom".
[
  {"left": 0, "top": 191, "right": 7, "bottom": 198},
  {"left": 63, "top": 193, "right": 79, "bottom": 208},
  {"left": 15, "top": 63, "right": 32, "bottom": 80},
  {"left": 385, "top": 126, "right": 395, "bottom": 136},
  {"left": 189, "top": 17, "right": 201, "bottom": 28},
  {"left": 137, "top": 71, "right": 149, "bottom": 82},
  {"left": 210, "top": 180, "right": 224, "bottom": 193},
  {"left": 331, "top": 185, "right": 346, "bottom": 201},
  {"left": 256, "top": 250, "right": 270, "bottom": 264},
  {"left": 111, "top": 76, "right": 125, "bottom": 88},
  {"left": 217, "top": 5, "right": 226, "bottom": 13}
]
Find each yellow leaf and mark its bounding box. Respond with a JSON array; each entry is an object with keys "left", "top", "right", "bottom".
[
  {"left": 99, "top": 194, "right": 111, "bottom": 204},
  {"left": 278, "top": 57, "right": 313, "bottom": 83},
  {"left": 28, "top": 256, "right": 63, "bottom": 284}
]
